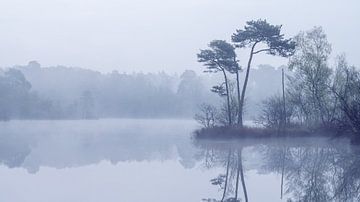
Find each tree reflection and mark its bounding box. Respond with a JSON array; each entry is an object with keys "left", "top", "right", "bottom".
[
  {"left": 196, "top": 141, "right": 248, "bottom": 202},
  {"left": 0, "top": 120, "right": 199, "bottom": 173},
  {"left": 195, "top": 138, "right": 360, "bottom": 202}
]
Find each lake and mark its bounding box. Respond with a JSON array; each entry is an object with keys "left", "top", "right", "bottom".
[{"left": 0, "top": 119, "right": 359, "bottom": 202}]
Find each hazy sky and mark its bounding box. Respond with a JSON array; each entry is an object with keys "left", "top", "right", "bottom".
[{"left": 0, "top": 0, "right": 359, "bottom": 73}]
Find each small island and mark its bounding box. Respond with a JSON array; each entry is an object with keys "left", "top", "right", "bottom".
[{"left": 194, "top": 19, "right": 360, "bottom": 143}]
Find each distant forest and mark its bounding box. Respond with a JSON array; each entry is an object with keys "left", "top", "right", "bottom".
[{"left": 0, "top": 61, "right": 284, "bottom": 120}]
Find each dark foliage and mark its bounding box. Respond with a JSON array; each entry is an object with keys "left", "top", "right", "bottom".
[
  {"left": 231, "top": 19, "right": 296, "bottom": 57},
  {"left": 197, "top": 40, "right": 239, "bottom": 73}
]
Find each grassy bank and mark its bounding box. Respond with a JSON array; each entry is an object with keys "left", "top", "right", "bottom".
[{"left": 193, "top": 125, "right": 348, "bottom": 140}]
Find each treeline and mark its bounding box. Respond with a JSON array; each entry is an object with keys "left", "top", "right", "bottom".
[
  {"left": 0, "top": 59, "right": 285, "bottom": 120},
  {"left": 0, "top": 68, "right": 55, "bottom": 120},
  {"left": 0, "top": 63, "right": 217, "bottom": 120}
]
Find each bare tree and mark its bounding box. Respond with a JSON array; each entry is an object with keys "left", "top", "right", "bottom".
[
  {"left": 332, "top": 55, "right": 360, "bottom": 135},
  {"left": 256, "top": 94, "right": 293, "bottom": 131},
  {"left": 287, "top": 27, "right": 333, "bottom": 126},
  {"left": 194, "top": 103, "right": 217, "bottom": 128}
]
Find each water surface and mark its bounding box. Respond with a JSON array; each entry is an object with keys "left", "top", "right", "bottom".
[{"left": 0, "top": 119, "right": 359, "bottom": 202}]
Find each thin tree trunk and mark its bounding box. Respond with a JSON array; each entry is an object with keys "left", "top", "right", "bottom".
[
  {"left": 282, "top": 68, "right": 286, "bottom": 132},
  {"left": 239, "top": 42, "right": 257, "bottom": 127},
  {"left": 236, "top": 71, "right": 241, "bottom": 125},
  {"left": 222, "top": 69, "right": 232, "bottom": 125},
  {"left": 280, "top": 165, "right": 284, "bottom": 199},
  {"left": 280, "top": 147, "right": 286, "bottom": 199},
  {"left": 234, "top": 149, "right": 241, "bottom": 200},
  {"left": 239, "top": 148, "right": 248, "bottom": 202},
  {"left": 221, "top": 150, "right": 231, "bottom": 202}
]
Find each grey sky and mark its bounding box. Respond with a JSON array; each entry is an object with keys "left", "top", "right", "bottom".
[{"left": 0, "top": 0, "right": 359, "bottom": 73}]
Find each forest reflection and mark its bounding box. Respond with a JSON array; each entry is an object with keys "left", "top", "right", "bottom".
[
  {"left": 1, "top": 120, "right": 360, "bottom": 202},
  {"left": 195, "top": 138, "right": 360, "bottom": 202}
]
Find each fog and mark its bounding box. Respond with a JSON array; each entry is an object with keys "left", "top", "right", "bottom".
[
  {"left": 1, "top": 1, "right": 360, "bottom": 202},
  {"left": 1, "top": 119, "right": 359, "bottom": 201},
  {"left": 0, "top": 0, "right": 359, "bottom": 73},
  {"left": 0, "top": 61, "right": 286, "bottom": 120}
]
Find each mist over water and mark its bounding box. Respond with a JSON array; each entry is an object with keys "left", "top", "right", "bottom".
[
  {"left": 1, "top": 1, "right": 360, "bottom": 201},
  {"left": 0, "top": 119, "right": 358, "bottom": 202}
]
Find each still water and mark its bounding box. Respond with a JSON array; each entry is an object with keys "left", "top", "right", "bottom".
[{"left": 0, "top": 119, "right": 359, "bottom": 202}]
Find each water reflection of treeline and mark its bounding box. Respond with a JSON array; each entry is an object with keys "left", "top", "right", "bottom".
[{"left": 0, "top": 120, "right": 198, "bottom": 173}]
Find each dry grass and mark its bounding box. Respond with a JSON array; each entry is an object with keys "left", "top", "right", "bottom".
[{"left": 194, "top": 125, "right": 341, "bottom": 140}]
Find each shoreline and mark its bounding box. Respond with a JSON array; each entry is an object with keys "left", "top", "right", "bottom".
[{"left": 193, "top": 125, "right": 359, "bottom": 143}]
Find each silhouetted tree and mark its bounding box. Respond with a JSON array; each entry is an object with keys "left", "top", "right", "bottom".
[
  {"left": 232, "top": 19, "right": 296, "bottom": 127},
  {"left": 194, "top": 103, "right": 217, "bottom": 128},
  {"left": 198, "top": 40, "right": 239, "bottom": 126}
]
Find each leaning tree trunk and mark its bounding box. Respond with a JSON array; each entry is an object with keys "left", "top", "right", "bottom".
[
  {"left": 236, "top": 71, "right": 241, "bottom": 125},
  {"left": 234, "top": 149, "right": 241, "bottom": 200},
  {"left": 239, "top": 148, "right": 248, "bottom": 202},
  {"left": 221, "top": 149, "right": 232, "bottom": 202},
  {"left": 222, "top": 69, "right": 232, "bottom": 126},
  {"left": 239, "top": 43, "right": 257, "bottom": 127}
]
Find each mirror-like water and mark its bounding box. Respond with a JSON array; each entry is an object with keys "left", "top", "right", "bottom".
[{"left": 0, "top": 119, "right": 359, "bottom": 202}]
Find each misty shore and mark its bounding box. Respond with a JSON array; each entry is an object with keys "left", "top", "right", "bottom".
[{"left": 193, "top": 126, "right": 359, "bottom": 143}]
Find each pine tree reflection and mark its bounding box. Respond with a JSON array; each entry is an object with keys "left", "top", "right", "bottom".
[
  {"left": 195, "top": 138, "right": 360, "bottom": 202},
  {"left": 195, "top": 141, "right": 249, "bottom": 202}
]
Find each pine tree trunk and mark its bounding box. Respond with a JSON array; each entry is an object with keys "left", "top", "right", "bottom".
[
  {"left": 222, "top": 69, "right": 232, "bottom": 126},
  {"left": 236, "top": 71, "right": 241, "bottom": 125},
  {"left": 239, "top": 43, "right": 257, "bottom": 127}
]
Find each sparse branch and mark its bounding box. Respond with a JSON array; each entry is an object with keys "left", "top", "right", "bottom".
[{"left": 253, "top": 48, "right": 271, "bottom": 54}]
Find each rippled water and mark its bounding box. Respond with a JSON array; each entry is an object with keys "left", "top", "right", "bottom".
[{"left": 0, "top": 119, "right": 359, "bottom": 202}]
